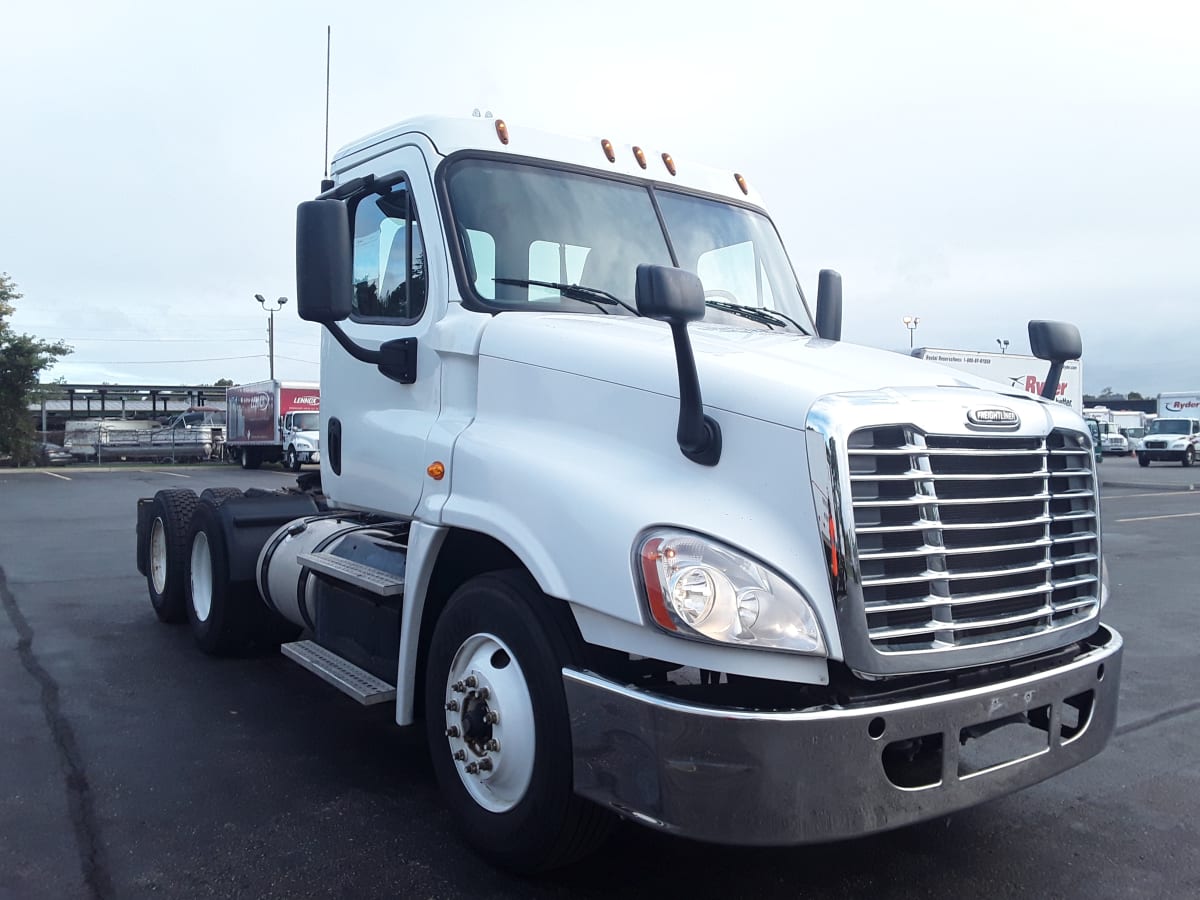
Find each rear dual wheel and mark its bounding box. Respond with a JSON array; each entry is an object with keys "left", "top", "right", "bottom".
[{"left": 145, "top": 489, "right": 198, "bottom": 623}]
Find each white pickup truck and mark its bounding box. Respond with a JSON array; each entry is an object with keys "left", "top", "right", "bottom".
[{"left": 135, "top": 115, "right": 1121, "bottom": 872}]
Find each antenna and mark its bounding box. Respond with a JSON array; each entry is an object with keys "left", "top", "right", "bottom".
[{"left": 323, "top": 25, "right": 331, "bottom": 179}]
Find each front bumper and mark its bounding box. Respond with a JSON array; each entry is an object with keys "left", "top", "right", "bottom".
[
  {"left": 301, "top": 450, "right": 320, "bottom": 463},
  {"left": 1140, "top": 447, "right": 1184, "bottom": 461},
  {"left": 566, "top": 625, "right": 1121, "bottom": 845}
]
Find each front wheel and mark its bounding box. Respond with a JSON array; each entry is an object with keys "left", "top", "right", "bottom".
[
  {"left": 1138, "top": 453, "right": 1150, "bottom": 467},
  {"left": 424, "top": 571, "right": 613, "bottom": 872},
  {"left": 285, "top": 447, "right": 301, "bottom": 472},
  {"left": 1183, "top": 447, "right": 1195, "bottom": 468}
]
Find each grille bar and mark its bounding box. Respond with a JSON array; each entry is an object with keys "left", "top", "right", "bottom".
[
  {"left": 867, "top": 598, "right": 1097, "bottom": 642},
  {"left": 859, "top": 536, "right": 1054, "bottom": 561}
]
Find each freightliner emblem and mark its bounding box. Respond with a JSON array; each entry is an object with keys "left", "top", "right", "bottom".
[{"left": 967, "top": 407, "right": 1020, "bottom": 428}]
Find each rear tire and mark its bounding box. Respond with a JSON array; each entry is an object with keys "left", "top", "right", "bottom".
[
  {"left": 185, "top": 499, "right": 259, "bottom": 655},
  {"left": 239, "top": 448, "right": 261, "bottom": 470},
  {"left": 200, "top": 487, "right": 243, "bottom": 505},
  {"left": 424, "top": 570, "right": 613, "bottom": 872},
  {"left": 145, "top": 489, "right": 198, "bottom": 623},
  {"left": 1138, "top": 453, "right": 1150, "bottom": 467}
]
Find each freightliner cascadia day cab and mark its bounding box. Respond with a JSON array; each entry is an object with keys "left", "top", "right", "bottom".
[{"left": 135, "top": 115, "right": 1122, "bottom": 872}]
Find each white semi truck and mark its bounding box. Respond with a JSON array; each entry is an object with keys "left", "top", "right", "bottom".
[{"left": 135, "top": 115, "right": 1121, "bottom": 872}]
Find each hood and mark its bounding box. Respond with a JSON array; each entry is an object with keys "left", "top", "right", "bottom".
[{"left": 479, "top": 313, "right": 1052, "bottom": 428}]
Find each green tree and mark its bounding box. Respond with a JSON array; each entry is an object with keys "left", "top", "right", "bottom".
[
  {"left": 1127, "top": 391, "right": 1144, "bottom": 400},
  {"left": 0, "top": 273, "right": 72, "bottom": 465},
  {"left": 214, "top": 378, "right": 234, "bottom": 387}
]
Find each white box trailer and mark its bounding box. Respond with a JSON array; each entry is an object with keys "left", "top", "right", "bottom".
[
  {"left": 1158, "top": 392, "right": 1200, "bottom": 418},
  {"left": 914, "top": 347, "right": 1084, "bottom": 411}
]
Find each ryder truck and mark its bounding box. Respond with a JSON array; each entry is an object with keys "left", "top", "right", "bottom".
[
  {"left": 135, "top": 115, "right": 1121, "bottom": 872},
  {"left": 225, "top": 379, "right": 320, "bottom": 471}
]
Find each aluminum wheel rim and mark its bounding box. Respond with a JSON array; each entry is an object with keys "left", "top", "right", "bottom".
[
  {"left": 149, "top": 517, "right": 168, "bottom": 594},
  {"left": 443, "top": 632, "right": 535, "bottom": 813},
  {"left": 190, "top": 531, "right": 213, "bottom": 622}
]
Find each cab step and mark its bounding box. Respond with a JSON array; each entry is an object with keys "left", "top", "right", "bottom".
[
  {"left": 297, "top": 551, "right": 406, "bottom": 597},
  {"left": 280, "top": 640, "right": 397, "bottom": 705}
]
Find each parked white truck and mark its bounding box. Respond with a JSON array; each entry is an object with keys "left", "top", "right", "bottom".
[
  {"left": 135, "top": 115, "right": 1121, "bottom": 872},
  {"left": 225, "top": 379, "right": 321, "bottom": 471},
  {"left": 1137, "top": 393, "right": 1200, "bottom": 466}
]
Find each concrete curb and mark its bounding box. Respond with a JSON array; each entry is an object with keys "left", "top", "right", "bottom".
[{"left": 1101, "top": 478, "right": 1198, "bottom": 492}]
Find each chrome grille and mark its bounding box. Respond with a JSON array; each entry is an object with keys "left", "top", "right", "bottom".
[{"left": 847, "top": 427, "right": 1100, "bottom": 655}]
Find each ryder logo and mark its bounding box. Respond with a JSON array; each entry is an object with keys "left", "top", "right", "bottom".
[
  {"left": 1166, "top": 400, "right": 1200, "bottom": 412},
  {"left": 1014, "top": 376, "right": 1067, "bottom": 398}
]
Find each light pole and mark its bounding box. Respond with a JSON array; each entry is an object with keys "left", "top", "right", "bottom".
[
  {"left": 255, "top": 294, "right": 288, "bottom": 380},
  {"left": 996, "top": 339, "right": 1010, "bottom": 354},
  {"left": 902, "top": 315, "right": 920, "bottom": 349}
]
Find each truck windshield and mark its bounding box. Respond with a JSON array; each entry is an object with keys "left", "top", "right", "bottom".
[
  {"left": 1149, "top": 420, "right": 1190, "bottom": 435},
  {"left": 445, "top": 158, "right": 813, "bottom": 334},
  {"left": 291, "top": 413, "right": 320, "bottom": 431}
]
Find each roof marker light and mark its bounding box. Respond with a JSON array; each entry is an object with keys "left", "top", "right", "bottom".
[
  {"left": 495, "top": 119, "right": 509, "bottom": 145},
  {"left": 662, "top": 153, "right": 676, "bottom": 176},
  {"left": 633, "top": 146, "right": 648, "bottom": 169},
  {"left": 734, "top": 173, "right": 749, "bottom": 195},
  {"left": 601, "top": 139, "right": 616, "bottom": 163}
]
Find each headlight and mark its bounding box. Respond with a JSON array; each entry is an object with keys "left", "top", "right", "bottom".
[
  {"left": 636, "top": 530, "right": 826, "bottom": 655},
  {"left": 293, "top": 439, "right": 312, "bottom": 450}
]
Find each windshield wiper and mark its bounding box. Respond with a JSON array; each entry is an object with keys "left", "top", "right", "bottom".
[
  {"left": 704, "top": 300, "right": 808, "bottom": 334},
  {"left": 493, "top": 277, "right": 640, "bottom": 316}
]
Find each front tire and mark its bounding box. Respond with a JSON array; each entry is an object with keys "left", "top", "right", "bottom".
[
  {"left": 145, "top": 489, "right": 198, "bottom": 623},
  {"left": 1184, "top": 447, "right": 1195, "bottom": 468},
  {"left": 1138, "top": 453, "right": 1150, "bottom": 467},
  {"left": 424, "top": 570, "right": 613, "bottom": 872},
  {"left": 286, "top": 447, "right": 301, "bottom": 472}
]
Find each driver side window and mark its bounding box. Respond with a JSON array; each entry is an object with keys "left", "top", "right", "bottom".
[{"left": 351, "top": 179, "right": 427, "bottom": 322}]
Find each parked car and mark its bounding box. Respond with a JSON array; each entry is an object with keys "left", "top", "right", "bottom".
[{"left": 36, "top": 442, "right": 73, "bottom": 466}]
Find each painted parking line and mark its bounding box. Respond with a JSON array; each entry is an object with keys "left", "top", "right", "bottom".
[
  {"left": 1105, "top": 490, "right": 1200, "bottom": 500},
  {"left": 158, "top": 471, "right": 192, "bottom": 478},
  {"left": 41, "top": 470, "right": 71, "bottom": 481},
  {"left": 1116, "top": 512, "right": 1200, "bottom": 523}
]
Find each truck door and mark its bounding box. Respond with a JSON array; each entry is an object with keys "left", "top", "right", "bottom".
[{"left": 320, "top": 146, "right": 444, "bottom": 517}]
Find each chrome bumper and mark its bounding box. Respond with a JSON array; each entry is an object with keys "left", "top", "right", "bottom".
[{"left": 565, "top": 625, "right": 1122, "bottom": 844}]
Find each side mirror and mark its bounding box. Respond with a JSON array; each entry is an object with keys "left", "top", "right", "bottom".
[
  {"left": 635, "top": 265, "right": 721, "bottom": 466},
  {"left": 296, "top": 200, "right": 353, "bottom": 323},
  {"left": 635, "top": 264, "right": 705, "bottom": 323},
  {"left": 815, "top": 269, "right": 842, "bottom": 341},
  {"left": 1027, "top": 320, "right": 1082, "bottom": 401}
]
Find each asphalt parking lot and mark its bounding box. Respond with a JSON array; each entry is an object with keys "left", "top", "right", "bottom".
[{"left": 1, "top": 461, "right": 1197, "bottom": 899}]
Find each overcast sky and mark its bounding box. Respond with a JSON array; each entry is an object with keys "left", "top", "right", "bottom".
[{"left": 3, "top": 1, "right": 1197, "bottom": 396}]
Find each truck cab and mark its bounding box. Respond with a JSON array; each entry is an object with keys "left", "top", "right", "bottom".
[
  {"left": 136, "top": 115, "right": 1122, "bottom": 871},
  {"left": 1138, "top": 417, "right": 1200, "bottom": 467}
]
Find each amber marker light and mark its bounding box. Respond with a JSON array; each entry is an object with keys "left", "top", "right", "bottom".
[
  {"left": 427, "top": 461, "right": 446, "bottom": 480},
  {"left": 495, "top": 119, "right": 509, "bottom": 145},
  {"left": 601, "top": 139, "right": 616, "bottom": 162},
  {"left": 828, "top": 516, "right": 839, "bottom": 578},
  {"left": 734, "top": 173, "right": 749, "bottom": 195},
  {"left": 639, "top": 538, "right": 678, "bottom": 632},
  {"left": 632, "top": 146, "right": 648, "bottom": 169},
  {"left": 662, "top": 152, "right": 676, "bottom": 175}
]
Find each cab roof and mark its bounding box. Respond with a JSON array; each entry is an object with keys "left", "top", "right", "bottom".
[{"left": 331, "top": 114, "right": 764, "bottom": 206}]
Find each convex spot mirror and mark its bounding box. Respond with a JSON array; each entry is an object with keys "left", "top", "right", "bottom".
[
  {"left": 635, "top": 265, "right": 705, "bottom": 322},
  {"left": 1028, "top": 320, "right": 1082, "bottom": 362},
  {"left": 296, "top": 199, "right": 353, "bottom": 324}
]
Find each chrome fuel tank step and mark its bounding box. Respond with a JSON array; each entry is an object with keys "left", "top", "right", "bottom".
[{"left": 281, "top": 640, "right": 397, "bottom": 705}]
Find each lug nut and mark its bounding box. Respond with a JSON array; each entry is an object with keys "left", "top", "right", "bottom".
[
  {"left": 478, "top": 758, "right": 493, "bottom": 772},
  {"left": 485, "top": 711, "right": 500, "bottom": 725},
  {"left": 476, "top": 687, "right": 489, "bottom": 701},
  {"left": 445, "top": 700, "right": 459, "bottom": 711},
  {"left": 465, "top": 676, "right": 478, "bottom": 688},
  {"left": 453, "top": 750, "right": 466, "bottom": 761},
  {"left": 445, "top": 726, "right": 460, "bottom": 738},
  {"left": 487, "top": 739, "right": 500, "bottom": 752},
  {"left": 465, "top": 761, "right": 479, "bottom": 774},
  {"left": 452, "top": 681, "right": 465, "bottom": 693}
]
